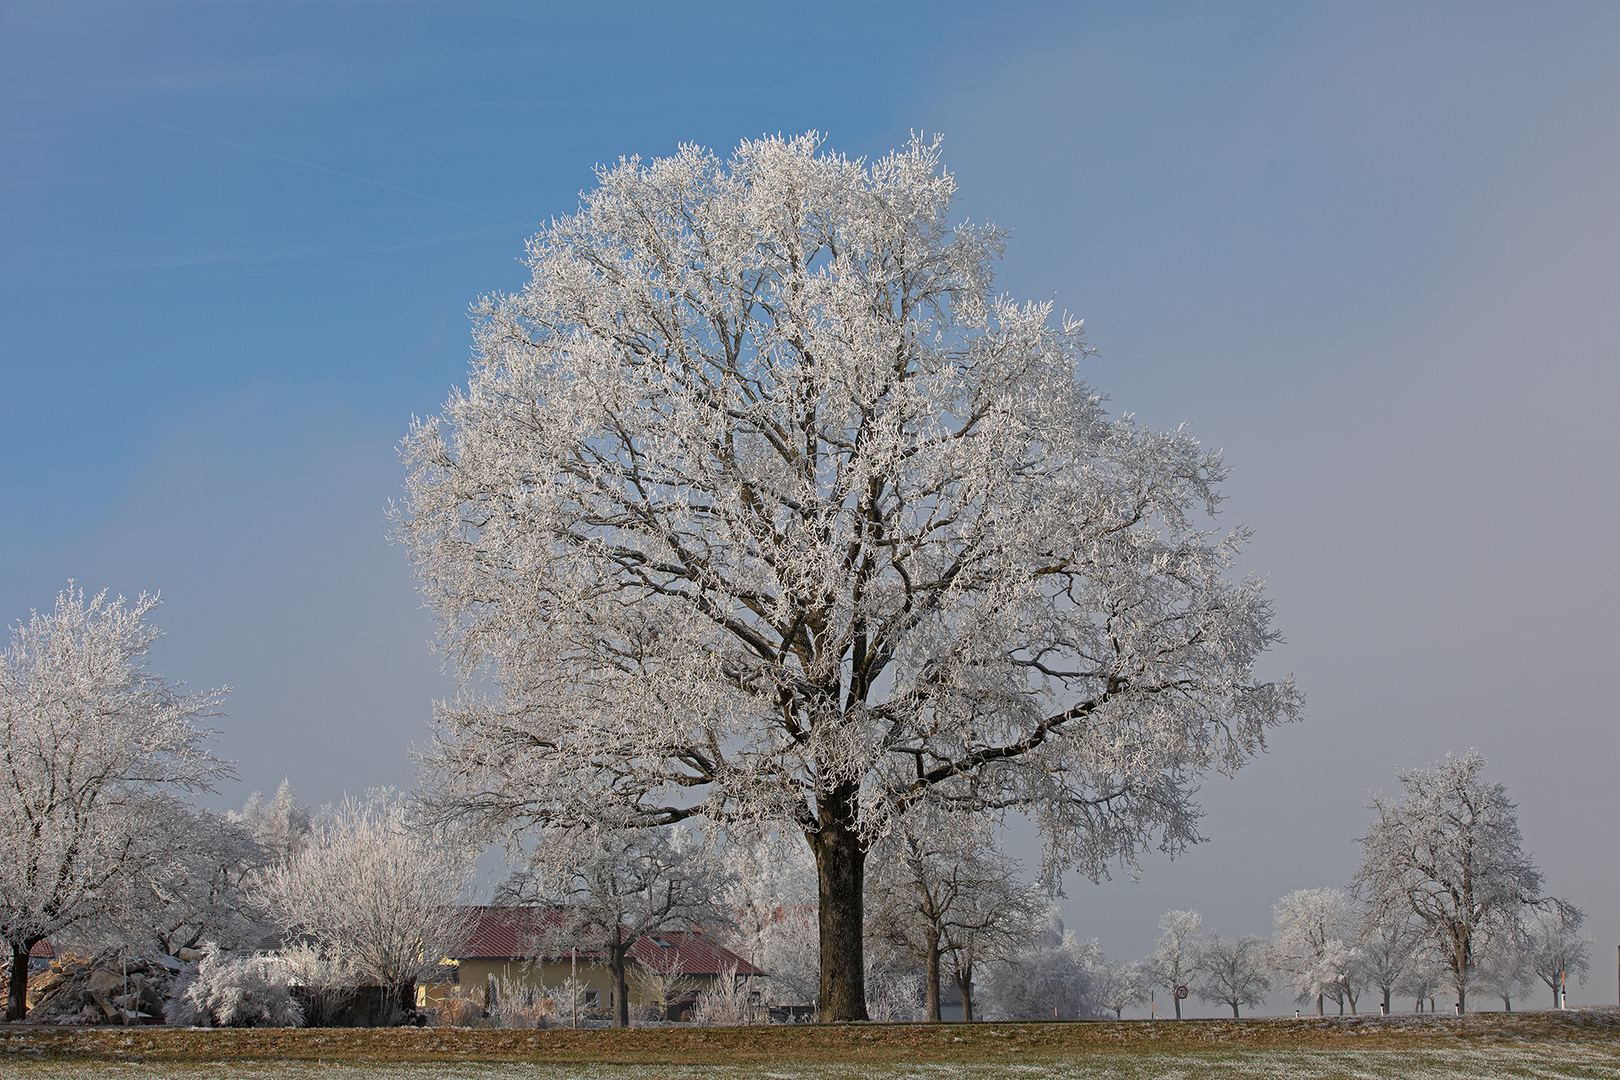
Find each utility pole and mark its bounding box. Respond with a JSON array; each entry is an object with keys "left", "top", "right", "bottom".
[{"left": 572, "top": 947, "right": 578, "bottom": 1030}]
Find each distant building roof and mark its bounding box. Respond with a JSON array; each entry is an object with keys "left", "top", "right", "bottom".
[{"left": 448, "top": 906, "right": 763, "bottom": 977}]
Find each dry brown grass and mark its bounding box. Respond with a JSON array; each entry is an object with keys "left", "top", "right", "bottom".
[{"left": 0, "top": 1009, "right": 1616, "bottom": 1066}]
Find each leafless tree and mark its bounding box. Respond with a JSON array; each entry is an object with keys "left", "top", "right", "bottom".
[
  {"left": 866, "top": 806, "right": 1041, "bottom": 1021},
  {"left": 1526, "top": 902, "right": 1590, "bottom": 1008},
  {"left": 499, "top": 824, "right": 729, "bottom": 1027},
  {"left": 1194, "top": 932, "right": 1271, "bottom": 1018}
]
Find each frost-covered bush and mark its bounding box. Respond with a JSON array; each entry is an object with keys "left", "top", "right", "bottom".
[
  {"left": 690, "top": 966, "right": 751, "bottom": 1026},
  {"left": 165, "top": 943, "right": 303, "bottom": 1027}
]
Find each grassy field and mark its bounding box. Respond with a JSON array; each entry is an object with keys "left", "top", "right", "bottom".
[{"left": 0, "top": 1010, "right": 1616, "bottom": 1078}]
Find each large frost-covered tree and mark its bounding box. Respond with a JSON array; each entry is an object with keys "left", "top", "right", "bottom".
[
  {"left": 1353, "top": 751, "right": 1545, "bottom": 1015},
  {"left": 0, "top": 586, "right": 229, "bottom": 1019},
  {"left": 397, "top": 132, "right": 1302, "bottom": 1020}
]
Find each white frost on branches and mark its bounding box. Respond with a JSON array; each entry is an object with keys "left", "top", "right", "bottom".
[
  {"left": 396, "top": 131, "right": 1301, "bottom": 1017},
  {"left": 0, "top": 585, "right": 230, "bottom": 1019},
  {"left": 1271, "top": 888, "right": 1359, "bottom": 1015},
  {"left": 1139, "top": 909, "right": 1204, "bottom": 1020},
  {"left": 254, "top": 791, "right": 473, "bottom": 1019},
  {"left": 1353, "top": 750, "right": 1545, "bottom": 1015}
]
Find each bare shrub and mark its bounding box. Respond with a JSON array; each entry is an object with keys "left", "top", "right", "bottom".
[
  {"left": 488, "top": 974, "right": 552, "bottom": 1029},
  {"left": 434, "top": 989, "right": 486, "bottom": 1028}
]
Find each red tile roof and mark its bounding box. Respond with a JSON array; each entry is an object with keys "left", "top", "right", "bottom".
[
  {"left": 628, "top": 930, "right": 763, "bottom": 977},
  {"left": 449, "top": 906, "right": 763, "bottom": 977}
]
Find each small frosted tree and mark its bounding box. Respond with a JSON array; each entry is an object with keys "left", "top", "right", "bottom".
[
  {"left": 938, "top": 862, "right": 1042, "bottom": 1022},
  {"left": 500, "top": 824, "right": 729, "bottom": 1027},
  {"left": 1353, "top": 751, "right": 1545, "bottom": 1015},
  {"left": 1194, "top": 933, "right": 1271, "bottom": 1019},
  {"left": 981, "top": 928, "right": 1100, "bottom": 1020},
  {"left": 1141, "top": 910, "right": 1205, "bottom": 1020},
  {"left": 1357, "top": 910, "right": 1420, "bottom": 1015},
  {"left": 397, "top": 131, "right": 1303, "bottom": 1020},
  {"left": 254, "top": 791, "right": 473, "bottom": 1020},
  {"left": 0, "top": 585, "right": 230, "bottom": 1019},
  {"left": 1272, "top": 888, "right": 1358, "bottom": 1016},
  {"left": 1526, "top": 903, "right": 1589, "bottom": 1008},
  {"left": 866, "top": 805, "right": 1041, "bottom": 1022},
  {"left": 1090, "top": 954, "right": 1146, "bottom": 1020},
  {"left": 1473, "top": 923, "right": 1535, "bottom": 1011},
  {"left": 233, "top": 779, "right": 312, "bottom": 860}
]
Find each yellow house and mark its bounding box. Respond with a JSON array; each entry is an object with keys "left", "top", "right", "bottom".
[{"left": 419, "top": 906, "right": 763, "bottom": 1021}]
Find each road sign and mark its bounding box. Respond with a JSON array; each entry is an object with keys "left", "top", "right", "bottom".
[{"left": 1174, "top": 985, "right": 1189, "bottom": 1000}]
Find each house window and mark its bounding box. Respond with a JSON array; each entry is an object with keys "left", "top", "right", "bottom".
[{"left": 583, "top": 990, "right": 600, "bottom": 1008}]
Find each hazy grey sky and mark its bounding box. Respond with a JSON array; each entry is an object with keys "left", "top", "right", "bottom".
[{"left": 3, "top": 2, "right": 1615, "bottom": 1010}]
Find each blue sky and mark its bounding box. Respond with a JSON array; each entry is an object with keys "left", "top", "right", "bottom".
[{"left": 4, "top": 2, "right": 1618, "bottom": 1008}]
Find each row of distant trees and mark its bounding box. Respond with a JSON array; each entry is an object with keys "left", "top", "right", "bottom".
[
  {"left": 1127, "top": 886, "right": 1588, "bottom": 1022},
  {"left": 972, "top": 751, "right": 1591, "bottom": 1021}
]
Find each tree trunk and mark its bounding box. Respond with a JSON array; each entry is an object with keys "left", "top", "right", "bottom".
[
  {"left": 924, "top": 928, "right": 941, "bottom": 1022},
  {"left": 1173, "top": 992, "right": 1181, "bottom": 1020},
  {"left": 399, "top": 979, "right": 418, "bottom": 1020},
  {"left": 610, "top": 941, "right": 630, "bottom": 1028},
  {"left": 1315, "top": 993, "right": 1323, "bottom": 1017},
  {"left": 1231, "top": 1002, "right": 1240, "bottom": 1019},
  {"left": 955, "top": 969, "right": 975, "bottom": 1022},
  {"left": 5, "top": 939, "right": 33, "bottom": 1022},
  {"left": 808, "top": 791, "right": 868, "bottom": 1022}
]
